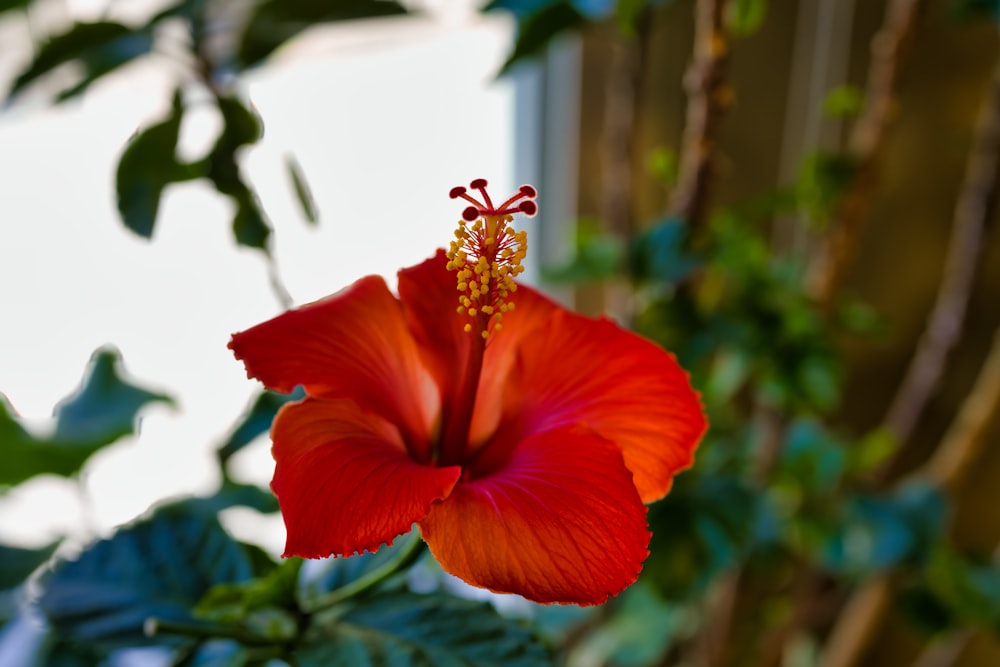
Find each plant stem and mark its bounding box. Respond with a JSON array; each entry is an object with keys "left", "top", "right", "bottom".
[{"left": 302, "top": 530, "right": 426, "bottom": 613}]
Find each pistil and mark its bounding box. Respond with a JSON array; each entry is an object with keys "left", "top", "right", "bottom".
[{"left": 437, "top": 179, "right": 536, "bottom": 465}]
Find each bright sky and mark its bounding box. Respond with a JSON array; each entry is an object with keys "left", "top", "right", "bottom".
[{"left": 0, "top": 6, "right": 522, "bottom": 555}]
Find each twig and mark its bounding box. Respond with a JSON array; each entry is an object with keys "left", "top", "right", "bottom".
[
  {"left": 881, "top": 60, "right": 1000, "bottom": 461},
  {"left": 818, "top": 574, "right": 895, "bottom": 667},
  {"left": 807, "top": 0, "right": 922, "bottom": 305},
  {"left": 669, "top": 0, "right": 732, "bottom": 231},
  {"left": 910, "top": 629, "right": 976, "bottom": 667},
  {"left": 924, "top": 327, "right": 1000, "bottom": 492},
  {"left": 819, "top": 327, "right": 1000, "bottom": 667}
]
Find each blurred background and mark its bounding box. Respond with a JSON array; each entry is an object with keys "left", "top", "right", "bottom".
[{"left": 2, "top": 0, "right": 1000, "bottom": 665}]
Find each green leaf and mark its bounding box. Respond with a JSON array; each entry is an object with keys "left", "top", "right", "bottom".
[
  {"left": 725, "top": 0, "right": 767, "bottom": 37},
  {"left": 38, "top": 504, "right": 254, "bottom": 651},
  {"left": 10, "top": 21, "right": 153, "bottom": 100},
  {"left": 238, "top": 0, "right": 408, "bottom": 68},
  {"left": 498, "top": 2, "right": 587, "bottom": 75},
  {"left": 647, "top": 476, "right": 762, "bottom": 599},
  {"left": 300, "top": 592, "right": 551, "bottom": 667},
  {"left": 0, "top": 0, "right": 32, "bottom": 17},
  {"left": 53, "top": 347, "right": 174, "bottom": 447},
  {"left": 182, "top": 481, "right": 279, "bottom": 516},
  {"left": 195, "top": 559, "right": 301, "bottom": 646},
  {"left": 924, "top": 547, "right": 1000, "bottom": 627},
  {"left": 117, "top": 90, "right": 185, "bottom": 239},
  {"left": 298, "top": 532, "right": 420, "bottom": 611},
  {"left": 541, "top": 219, "right": 624, "bottom": 283},
  {"left": 285, "top": 156, "right": 319, "bottom": 225},
  {"left": 823, "top": 85, "right": 864, "bottom": 118},
  {"left": 230, "top": 187, "right": 272, "bottom": 250},
  {"left": 0, "top": 541, "right": 59, "bottom": 589},
  {"left": 1, "top": 348, "right": 174, "bottom": 488},
  {"left": 217, "top": 389, "right": 303, "bottom": 467},
  {"left": 629, "top": 218, "right": 700, "bottom": 285},
  {"left": 568, "top": 581, "right": 681, "bottom": 665}
]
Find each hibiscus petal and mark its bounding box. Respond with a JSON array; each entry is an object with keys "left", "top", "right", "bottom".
[
  {"left": 229, "top": 275, "right": 439, "bottom": 459},
  {"left": 418, "top": 424, "right": 650, "bottom": 605},
  {"left": 502, "top": 311, "right": 706, "bottom": 503},
  {"left": 397, "top": 251, "right": 472, "bottom": 406},
  {"left": 470, "top": 285, "right": 563, "bottom": 445},
  {"left": 271, "top": 398, "right": 461, "bottom": 558}
]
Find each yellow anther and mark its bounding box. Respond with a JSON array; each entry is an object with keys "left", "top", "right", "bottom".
[{"left": 445, "top": 186, "right": 532, "bottom": 339}]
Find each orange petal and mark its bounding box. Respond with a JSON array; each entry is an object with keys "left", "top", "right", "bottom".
[
  {"left": 229, "top": 275, "right": 439, "bottom": 460},
  {"left": 271, "top": 398, "right": 461, "bottom": 558},
  {"left": 502, "top": 311, "right": 706, "bottom": 503},
  {"left": 419, "top": 424, "right": 650, "bottom": 605}
]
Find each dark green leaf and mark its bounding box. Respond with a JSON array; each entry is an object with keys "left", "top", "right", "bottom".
[
  {"left": 217, "top": 388, "right": 303, "bottom": 467},
  {"left": 238, "top": 0, "right": 408, "bottom": 68},
  {"left": 0, "top": 0, "right": 31, "bottom": 17},
  {"left": 300, "top": 592, "right": 550, "bottom": 667},
  {"left": 230, "top": 187, "right": 272, "bottom": 250},
  {"left": 173, "top": 639, "right": 249, "bottom": 667},
  {"left": 181, "top": 482, "right": 279, "bottom": 516},
  {"left": 10, "top": 22, "right": 153, "bottom": 100},
  {"left": 629, "top": 218, "right": 700, "bottom": 285},
  {"left": 285, "top": 156, "right": 319, "bottom": 225},
  {"left": 924, "top": 547, "right": 1000, "bottom": 627},
  {"left": 117, "top": 90, "right": 185, "bottom": 238},
  {"left": 217, "top": 97, "right": 264, "bottom": 149},
  {"left": 647, "top": 476, "right": 762, "bottom": 599},
  {"left": 823, "top": 484, "right": 945, "bottom": 576},
  {"left": 498, "top": 2, "right": 587, "bottom": 75},
  {"left": 1, "top": 348, "right": 173, "bottom": 488},
  {"left": 0, "top": 541, "right": 59, "bottom": 589},
  {"left": 775, "top": 420, "right": 846, "bottom": 495},
  {"left": 38, "top": 504, "right": 253, "bottom": 651},
  {"left": 52, "top": 347, "right": 174, "bottom": 446}
]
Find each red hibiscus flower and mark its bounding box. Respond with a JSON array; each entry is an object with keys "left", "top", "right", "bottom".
[{"left": 229, "top": 179, "right": 706, "bottom": 605}]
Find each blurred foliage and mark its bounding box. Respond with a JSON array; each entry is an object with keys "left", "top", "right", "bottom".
[
  {"left": 3, "top": 0, "right": 1000, "bottom": 665},
  {"left": 0, "top": 347, "right": 174, "bottom": 490}
]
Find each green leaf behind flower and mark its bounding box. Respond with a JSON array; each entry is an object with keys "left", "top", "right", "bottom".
[{"left": 38, "top": 504, "right": 253, "bottom": 651}]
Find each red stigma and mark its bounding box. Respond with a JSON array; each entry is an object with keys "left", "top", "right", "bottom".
[{"left": 448, "top": 179, "right": 538, "bottom": 220}]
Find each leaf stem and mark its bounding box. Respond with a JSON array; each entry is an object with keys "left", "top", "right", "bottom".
[{"left": 302, "top": 530, "right": 426, "bottom": 613}]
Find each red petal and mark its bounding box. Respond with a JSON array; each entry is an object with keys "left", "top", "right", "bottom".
[
  {"left": 229, "top": 275, "right": 439, "bottom": 460},
  {"left": 471, "top": 285, "right": 563, "bottom": 445},
  {"left": 418, "top": 424, "right": 650, "bottom": 605},
  {"left": 397, "top": 251, "right": 472, "bottom": 409},
  {"left": 500, "top": 311, "right": 706, "bottom": 503},
  {"left": 271, "top": 398, "right": 461, "bottom": 558}
]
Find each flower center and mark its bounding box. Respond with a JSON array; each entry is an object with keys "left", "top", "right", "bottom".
[
  {"left": 435, "top": 179, "right": 536, "bottom": 468},
  {"left": 446, "top": 179, "right": 536, "bottom": 340}
]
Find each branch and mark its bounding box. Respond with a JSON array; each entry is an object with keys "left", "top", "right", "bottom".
[
  {"left": 882, "top": 60, "right": 1000, "bottom": 458},
  {"left": 668, "top": 0, "right": 732, "bottom": 230},
  {"left": 820, "top": 328, "right": 1000, "bottom": 667},
  {"left": 808, "top": 0, "right": 922, "bottom": 305}
]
